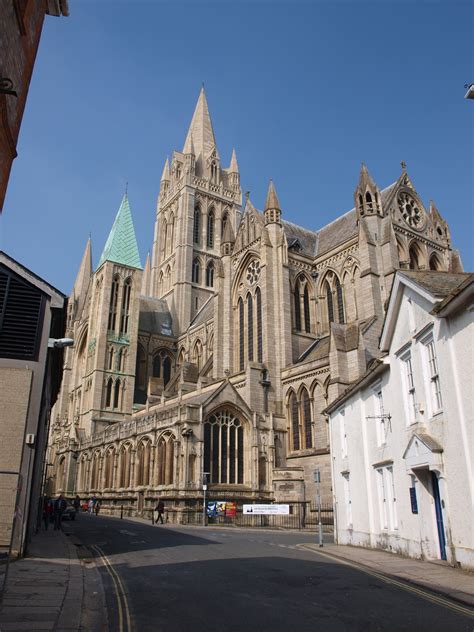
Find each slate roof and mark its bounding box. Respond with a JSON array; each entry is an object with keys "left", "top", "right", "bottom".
[
  {"left": 190, "top": 295, "right": 214, "bottom": 328},
  {"left": 138, "top": 297, "right": 173, "bottom": 336},
  {"left": 297, "top": 336, "right": 330, "bottom": 363},
  {"left": 400, "top": 271, "right": 472, "bottom": 299},
  {"left": 279, "top": 180, "right": 398, "bottom": 258},
  {"left": 98, "top": 195, "right": 142, "bottom": 270}
]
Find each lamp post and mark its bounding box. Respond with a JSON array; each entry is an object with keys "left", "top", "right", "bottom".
[
  {"left": 314, "top": 469, "right": 323, "bottom": 547},
  {"left": 202, "top": 472, "right": 209, "bottom": 526}
]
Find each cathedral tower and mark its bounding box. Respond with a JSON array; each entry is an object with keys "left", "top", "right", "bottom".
[{"left": 150, "top": 88, "right": 242, "bottom": 332}]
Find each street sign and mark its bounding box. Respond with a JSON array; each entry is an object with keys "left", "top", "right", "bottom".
[{"left": 243, "top": 504, "right": 289, "bottom": 515}]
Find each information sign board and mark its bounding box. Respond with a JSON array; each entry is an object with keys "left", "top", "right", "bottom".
[{"left": 243, "top": 504, "right": 289, "bottom": 515}]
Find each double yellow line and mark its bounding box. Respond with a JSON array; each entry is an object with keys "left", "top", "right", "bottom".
[
  {"left": 296, "top": 544, "right": 474, "bottom": 619},
  {"left": 91, "top": 544, "right": 133, "bottom": 632}
]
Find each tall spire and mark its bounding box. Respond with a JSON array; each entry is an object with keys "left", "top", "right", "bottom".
[
  {"left": 229, "top": 148, "right": 239, "bottom": 173},
  {"left": 71, "top": 237, "right": 92, "bottom": 317},
  {"left": 264, "top": 180, "right": 282, "bottom": 225},
  {"left": 98, "top": 194, "right": 142, "bottom": 270},
  {"left": 141, "top": 252, "right": 151, "bottom": 295},
  {"left": 161, "top": 158, "right": 170, "bottom": 182},
  {"left": 182, "top": 87, "right": 217, "bottom": 159}
]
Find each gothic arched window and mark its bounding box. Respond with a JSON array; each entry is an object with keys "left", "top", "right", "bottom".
[
  {"left": 409, "top": 242, "right": 422, "bottom": 270},
  {"left": 104, "top": 449, "right": 114, "bottom": 488},
  {"left": 294, "top": 284, "right": 301, "bottom": 331},
  {"left": 136, "top": 440, "right": 151, "bottom": 487},
  {"left": 335, "top": 277, "right": 345, "bottom": 324},
  {"left": 289, "top": 392, "right": 300, "bottom": 451},
  {"left": 221, "top": 212, "right": 229, "bottom": 237},
  {"left": 192, "top": 258, "right": 200, "bottom": 284},
  {"left": 193, "top": 206, "right": 200, "bottom": 245},
  {"left": 157, "top": 435, "right": 174, "bottom": 485},
  {"left": 105, "top": 378, "right": 113, "bottom": 408},
  {"left": 210, "top": 161, "right": 218, "bottom": 183},
  {"left": 247, "top": 293, "right": 254, "bottom": 362},
  {"left": 325, "top": 280, "right": 334, "bottom": 324},
  {"left": 206, "top": 261, "right": 214, "bottom": 287},
  {"left": 119, "top": 444, "right": 131, "bottom": 488},
  {"left": 256, "top": 287, "right": 263, "bottom": 362},
  {"left": 192, "top": 339, "right": 203, "bottom": 371},
  {"left": 303, "top": 286, "right": 311, "bottom": 333},
  {"left": 365, "top": 191, "right": 373, "bottom": 210},
  {"left": 108, "top": 275, "right": 120, "bottom": 330},
  {"left": 153, "top": 350, "right": 173, "bottom": 386},
  {"left": 113, "top": 379, "right": 121, "bottom": 409},
  {"left": 204, "top": 410, "right": 244, "bottom": 484},
  {"left": 120, "top": 278, "right": 132, "bottom": 334},
  {"left": 238, "top": 297, "right": 244, "bottom": 371},
  {"left": 207, "top": 209, "right": 215, "bottom": 248},
  {"left": 302, "top": 388, "right": 312, "bottom": 449},
  {"left": 429, "top": 254, "right": 443, "bottom": 271}
]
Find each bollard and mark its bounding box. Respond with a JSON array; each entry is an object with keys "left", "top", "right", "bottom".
[{"left": 120, "top": 504, "right": 124, "bottom": 519}]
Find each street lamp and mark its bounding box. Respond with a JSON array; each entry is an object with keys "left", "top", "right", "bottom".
[
  {"left": 48, "top": 337, "right": 74, "bottom": 348},
  {"left": 202, "top": 472, "right": 209, "bottom": 526}
]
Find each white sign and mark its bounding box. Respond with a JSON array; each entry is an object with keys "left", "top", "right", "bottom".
[{"left": 243, "top": 504, "right": 290, "bottom": 515}]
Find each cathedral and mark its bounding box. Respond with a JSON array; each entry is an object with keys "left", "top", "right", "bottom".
[{"left": 48, "top": 88, "right": 462, "bottom": 518}]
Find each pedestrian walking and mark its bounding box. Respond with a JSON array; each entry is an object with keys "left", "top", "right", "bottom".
[
  {"left": 73, "top": 495, "right": 81, "bottom": 515},
  {"left": 94, "top": 500, "right": 101, "bottom": 516},
  {"left": 154, "top": 499, "right": 165, "bottom": 525},
  {"left": 42, "top": 496, "right": 53, "bottom": 530},
  {"left": 53, "top": 495, "right": 67, "bottom": 530},
  {"left": 88, "top": 498, "right": 94, "bottom": 514}
]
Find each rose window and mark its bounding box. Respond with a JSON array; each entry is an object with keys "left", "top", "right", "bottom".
[
  {"left": 246, "top": 260, "right": 261, "bottom": 285},
  {"left": 398, "top": 192, "right": 423, "bottom": 229}
]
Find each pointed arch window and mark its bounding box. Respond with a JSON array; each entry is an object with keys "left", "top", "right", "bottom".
[
  {"left": 221, "top": 212, "right": 229, "bottom": 237},
  {"left": 238, "top": 297, "right": 244, "bottom": 371},
  {"left": 113, "top": 379, "right": 121, "bottom": 409},
  {"left": 409, "top": 243, "right": 421, "bottom": 270},
  {"left": 289, "top": 392, "right": 300, "bottom": 451},
  {"left": 294, "top": 284, "right": 301, "bottom": 331},
  {"left": 247, "top": 293, "right": 254, "bottom": 362},
  {"left": 137, "top": 440, "right": 151, "bottom": 487},
  {"left": 157, "top": 435, "right": 174, "bottom": 486},
  {"left": 204, "top": 410, "right": 244, "bottom": 484},
  {"left": 335, "top": 278, "right": 345, "bottom": 324},
  {"left": 119, "top": 444, "right": 131, "bottom": 488},
  {"left": 429, "top": 254, "right": 442, "bottom": 271},
  {"left": 105, "top": 378, "right": 113, "bottom": 408},
  {"left": 210, "top": 161, "right": 218, "bottom": 183},
  {"left": 104, "top": 449, "right": 115, "bottom": 488},
  {"left": 108, "top": 346, "right": 114, "bottom": 369},
  {"left": 256, "top": 287, "right": 263, "bottom": 362},
  {"left": 206, "top": 261, "right": 214, "bottom": 287},
  {"left": 207, "top": 209, "right": 215, "bottom": 248},
  {"left": 192, "top": 340, "right": 203, "bottom": 371},
  {"left": 326, "top": 280, "right": 334, "bottom": 324},
  {"left": 193, "top": 206, "right": 201, "bottom": 245},
  {"left": 192, "top": 258, "right": 200, "bottom": 284},
  {"left": 108, "top": 276, "right": 120, "bottom": 330},
  {"left": 302, "top": 389, "right": 313, "bottom": 449},
  {"left": 303, "top": 285, "right": 311, "bottom": 333},
  {"left": 120, "top": 278, "right": 132, "bottom": 334},
  {"left": 153, "top": 350, "right": 173, "bottom": 386},
  {"left": 365, "top": 191, "right": 373, "bottom": 210}
]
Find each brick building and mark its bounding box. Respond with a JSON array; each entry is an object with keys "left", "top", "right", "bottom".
[{"left": 0, "top": 0, "right": 69, "bottom": 212}]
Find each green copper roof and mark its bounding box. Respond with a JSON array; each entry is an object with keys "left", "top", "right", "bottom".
[{"left": 98, "top": 195, "right": 142, "bottom": 270}]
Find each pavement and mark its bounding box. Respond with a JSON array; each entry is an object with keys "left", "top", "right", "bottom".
[
  {"left": 0, "top": 518, "right": 472, "bottom": 631},
  {"left": 0, "top": 523, "right": 107, "bottom": 632}
]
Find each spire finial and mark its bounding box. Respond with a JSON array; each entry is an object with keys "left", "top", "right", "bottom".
[
  {"left": 245, "top": 191, "right": 250, "bottom": 201},
  {"left": 400, "top": 160, "right": 407, "bottom": 171},
  {"left": 125, "top": 181, "right": 128, "bottom": 196}
]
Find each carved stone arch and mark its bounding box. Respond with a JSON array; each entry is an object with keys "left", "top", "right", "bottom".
[
  {"left": 156, "top": 431, "right": 176, "bottom": 486},
  {"left": 203, "top": 406, "right": 248, "bottom": 485},
  {"left": 231, "top": 250, "right": 261, "bottom": 301},
  {"left": 408, "top": 239, "right": 426, "bottom": 270},
  {"left": 429, "top": 252, "right": 444, "bottom": 271}
]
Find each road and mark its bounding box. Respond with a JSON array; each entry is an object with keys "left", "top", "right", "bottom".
[{"left": 67, "top": 513, "right": 471, "bottom": 632}]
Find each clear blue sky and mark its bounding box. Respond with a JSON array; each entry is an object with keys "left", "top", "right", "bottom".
[{"left": 1, "top": 0, "right": 472, "bottom": 294}]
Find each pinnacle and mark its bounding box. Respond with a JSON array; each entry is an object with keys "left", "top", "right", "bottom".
[
  {"left": 229, "top": 148, "right": 239, "bottom": 173},
  {"left": 264, "top": 180, "right": 281, "bottom": 211},
  {"left": 98, "top": 194, "right": 142, "bottom": 270},
  {"left": 161, "top": 158, "right": 170, "bottom": 181},
  {"left": 182, "top": 87, "right": 217, "bottom": 159}
]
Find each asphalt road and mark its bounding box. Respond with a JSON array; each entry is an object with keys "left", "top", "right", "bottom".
[{"left": 68, "top": 513, "right": 471, "bottom": 632}]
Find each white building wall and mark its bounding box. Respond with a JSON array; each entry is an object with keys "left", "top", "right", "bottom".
[{"left": 330, "top": 280, "right": 473, "bottom": 568}]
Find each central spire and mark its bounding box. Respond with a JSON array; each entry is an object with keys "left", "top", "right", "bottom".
[{"left": 182, "top": 87, "right": 217, "bottom": 159}]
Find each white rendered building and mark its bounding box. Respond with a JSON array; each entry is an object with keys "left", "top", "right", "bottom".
[{"left": 327, "top": 270, "right": 473, "bottom": 568}]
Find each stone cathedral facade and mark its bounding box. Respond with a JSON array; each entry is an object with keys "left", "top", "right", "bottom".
[{"left": 48, "top": 89, "right": 462, "bottom": 518}]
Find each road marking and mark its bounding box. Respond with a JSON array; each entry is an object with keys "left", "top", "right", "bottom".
[
  {"left": 119, "top": 530, "right": 138, "bottom": 536},
  {"left": 296, "top": 544, "right": 474, "bottom": 619},
  {"left": 91, "top": 544, "right": 133, "bottom": 632}
]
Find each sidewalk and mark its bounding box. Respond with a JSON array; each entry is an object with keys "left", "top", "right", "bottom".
[
  {"left": 0, "top": 525, "right": 106, "bottom": 632},
  {"left": 302, "top": 542, "right": 474, "bottom": 609}
]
